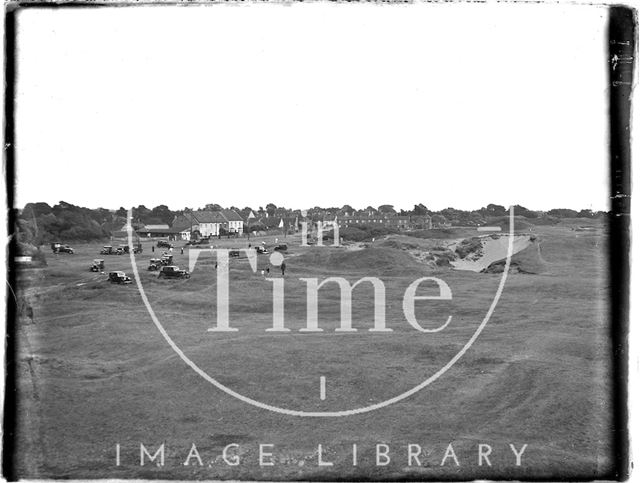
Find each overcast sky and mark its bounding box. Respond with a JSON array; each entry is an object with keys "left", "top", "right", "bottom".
[{"left": 14, "top": 3, "right": 609, "bottom": 212}]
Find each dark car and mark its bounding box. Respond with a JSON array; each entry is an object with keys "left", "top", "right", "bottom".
[
  {"left": 148, "top": 258, "right": 162, "bottom": 271},
  {"left": 123, "top": 245, "right": 143, "bottom": 254},
  {"left": 51, "top": 243, "right": 74, "bottom": 254},
  {"left": 274, "top": 244, "right": 288, "bottom": 252},
  {"left": 157, "top": 240, "right": 173, "bottom": 249},
  {"left": 229, "top": 250, "right": 240, "bottom": 258},
  {"left": 100, "top": 246, "right": 115, "bottom": 255},
  {"left": 255, "top": 246, "right": 268, "bottom": 254},
  {"left": 158, "top": 265, "right": 190, "bottom": 279},
  {"left": 187, "top": 239, "right": 209, "bottom": 246},
  {"left": 160, "top": 254, "right": 173, "bottom": 266},
  {"left": 108, "top": 271, "right": 132, "bottom": 284},
  {"left": 90, "top": 259, "right": 105, "bottom": 272},
  {"left": 115, "top": 247, "right": 125, "bottom": 255}
]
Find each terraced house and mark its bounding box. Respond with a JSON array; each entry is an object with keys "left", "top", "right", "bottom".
[
  {"left": 336, "top": 213, "right": 432, "bottom": 230},
  {"left": 172, "top": 209, "right": 245, "bottom": 239}
]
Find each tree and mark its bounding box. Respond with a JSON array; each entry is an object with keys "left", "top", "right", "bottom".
[
  {"left": 485, "top": 204, "right": 507, "bottom": 216},
  {"left": 378, "top": 204, "right": 396, "bottom": 214},
  {"left": 151, "top": 205, "right": 174, "bottom": 225},
  {"left": 341, "top": 205, "right": 354, "bottom": 213},
  {"left": 266, "top": 203, "right": 277, "bottom": 217},
  {"left": 133, "top": 205, "right": 151, "bottom": 221},
  {"left": 548, "top": 208, "right": 579, "bottom": 218},
  {"left": 240, "top": 207, "right": 253, "bottom": 219},
  {"left": 412, "top": 203, "right": 428, "bottom": 216},
  {"left": 513, "top": 205, "right": 538, "bottom": 218},
  {"left": 432, "top": 214, "right": 447, "bottom": 226},
  {"left": 22, "top": 202, "right": 52, "bottom": 219},
  {"left": 205, "top": 203, "right": 222, "bottom": 211}
]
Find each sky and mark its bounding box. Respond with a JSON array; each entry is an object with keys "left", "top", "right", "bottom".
[{"left": 14, "top": 3, "right": 610, "bottom": 212}]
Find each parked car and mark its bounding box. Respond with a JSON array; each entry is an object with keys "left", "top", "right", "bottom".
[
  {"left": 229, "top": 249, "right": 240, "bottom": 258},
  {"left": 108, "top": 271, "right": 132, "bottom": 284},
  {"left": 51, "top": 242, "right": 74, "bottom": 254},
  {"left": 90, "top": 259, "right": 105, "bottom": 272},
  {"left": 148, "top": 258, "right": 162, "bottom": 271},
  {"left": 123, "top": 245, "right": 143, "bottom": 254},
  {"left": 100, "top": 246, "right": 115, "bottom": 255},
  {"left": 255, "top": 246, "right": 268, "bottom": 254},
  {"left": 115, "top": 247, "right": 125, "bottom": 255},
  {"left": 160, "top": 254, "right": 173, "bottom": 266},
  {"left": 157, "top": 240, "right": 173, "bottom": 249},
  {"left": 158, "top": 265, "right": 190, "bottom": 279},
  {"left": 274, "top": 244, "right": 288, "bottom": 252},
  {"left": 188, "top": 238, "right": 210, "bottom": 246}
]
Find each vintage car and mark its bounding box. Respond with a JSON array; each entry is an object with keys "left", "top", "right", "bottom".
[
  {"left": 90, "top": 259, "right": 105, "bottom": 272},
  {"left": 100, "top": 246, "right": 115, "bottom": 255},
  {"left": 255, "top": 246, "right": 268, "bottom": 254},
  {"left": 123, "top": 245, "right": 143, "bottom": 254},
  {"left": 157, "top": 240, "right": 173, "bottom": 249},
  {"left": 160, "top": 254, "right": 174, "bottom": 266},
  {"left": 108, "top": 271, "right": 132, "bottom": 284},
  {"left": 148, "top": 258, "right": 162, "bottom": 271},
  {"left": 114, "top": 247, "right": 125, "bottom": 255},
  {"left": 274, "top": 244, "right": 288, "bottom": 252},
  {"left": 187, "top": 238, "right": 210, "bottom": 246},
  {"left": 229, "top": 249, "right": 240, "bottom": 258},
  {"left": 158, "top": 265, "right": 190, "bottom": 279},
  {"left": 51, "top": 243, "right": 74, "bottom": 254}
]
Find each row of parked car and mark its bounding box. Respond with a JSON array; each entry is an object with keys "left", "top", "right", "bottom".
[
  {"left": 67, "top": 239, "right": 289, "bottom": 285},
  {"left": 105, "top": 267, "right": 189, "bottom": 283},
  {"left": 89, "top": 258, "right": 189, "bottom": 281},
  {"left": 100, "top": 245, "right": 143, "bottom": 255}
]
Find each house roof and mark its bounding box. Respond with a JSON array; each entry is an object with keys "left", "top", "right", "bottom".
[
  {"left": 144, "top": 224, "right": 170, "bottom": 230},
  {"left": 192, "top": 211, "right": 227, "bottom": 223},
  {"left": 221, "top": 209, "right": 244, "bottom": 222},
  {"left": 172, "top": 220, "right": 197, "bottom": 232},
  {"left": 136, "top": 227, "right": 181, "bottom": 234}
]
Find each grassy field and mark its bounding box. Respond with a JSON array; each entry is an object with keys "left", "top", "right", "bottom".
[{"left": 10, "top": 219, "right": 614, "bottom": 479}]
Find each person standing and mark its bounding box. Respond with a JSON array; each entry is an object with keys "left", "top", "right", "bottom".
[
  {"left": 281, "top": 261, "right": 286, "bottom": 276},
  {"left": 181, "top": 247, "right": 184, "bottom": 255},
  {"left": 152, "top": 245, "right": 155, "bottom": 253}
]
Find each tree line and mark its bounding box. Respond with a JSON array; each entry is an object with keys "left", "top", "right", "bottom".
[{"left": 14, "top": 201, "right": 606, "bottom": 244}]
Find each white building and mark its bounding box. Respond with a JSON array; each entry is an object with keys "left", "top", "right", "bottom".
[{"left": 171, "top": 209, "right": 245, "bottom": 238}]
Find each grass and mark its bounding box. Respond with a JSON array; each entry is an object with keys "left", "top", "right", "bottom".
[{"left": 11, "top": 221, "right": 614, "bottom": 479}]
